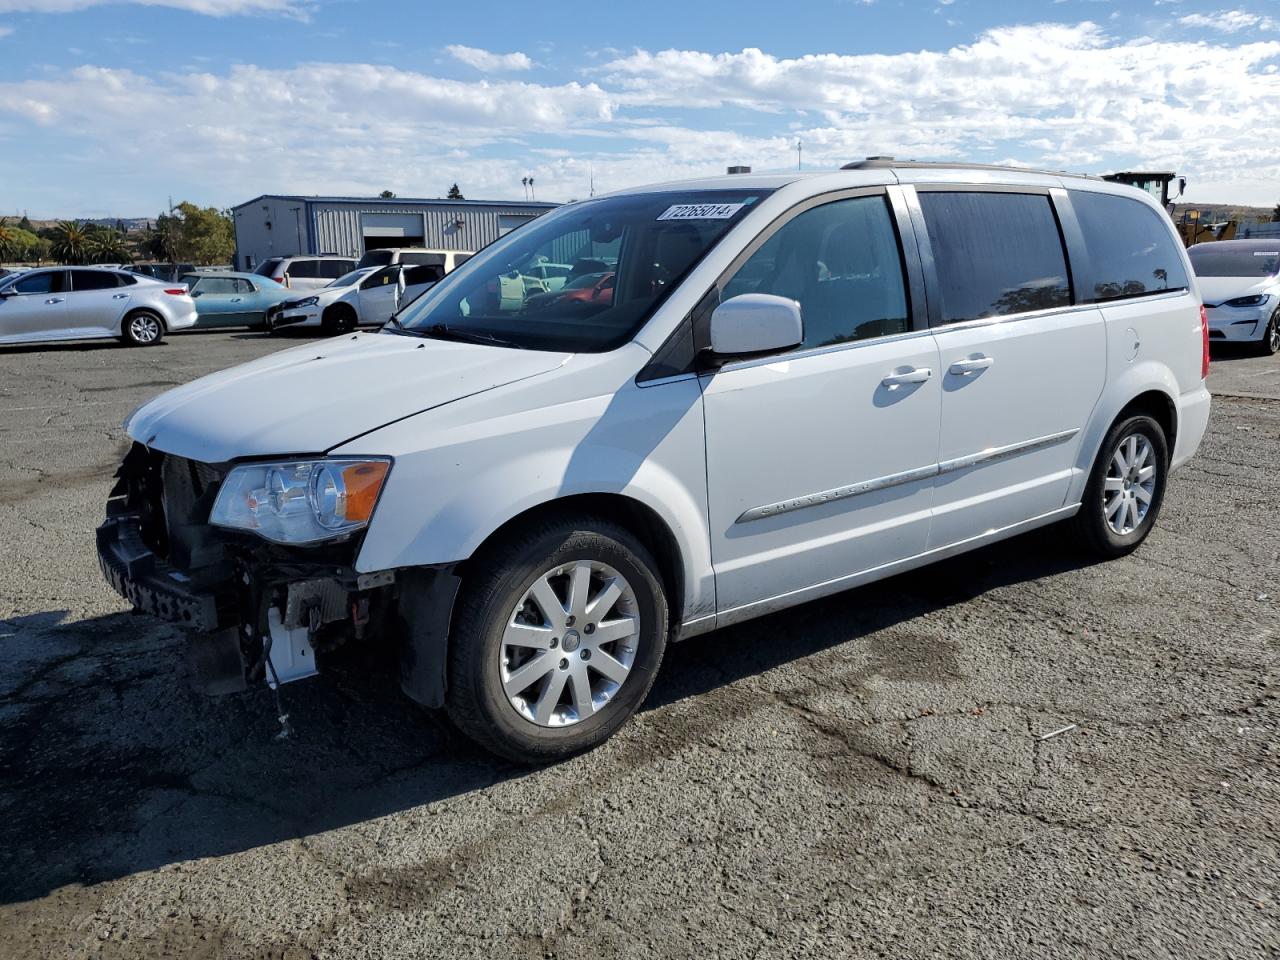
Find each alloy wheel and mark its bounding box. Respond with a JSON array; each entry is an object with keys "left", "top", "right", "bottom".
[
  {"left": 1269, "top": 314, "right": 1280, "bottom": 354},
  {"left": 1103, "top": 433, "right": 1157, "bottom": 535},
  {"left": 500, "top": 559, "right": 640, "bottom": 728},
  {"left": 129, "top": 314, "right": 161, "bottom": 343}
]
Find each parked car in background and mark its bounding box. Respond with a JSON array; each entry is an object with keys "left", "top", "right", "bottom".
[
  {"left": 181, "top": 271, "right": 292, "bottom": 329},
  {"left": 525, "top": 270, "right": 614, "bottom": 311},
  {"left": 254, "top": 255, "right": 357, "bottom": 291},
  {"left": 355, "top": 247, "right": 473, "bottom": 272},
  {"left": 266, "top": 263, "right": 442, "bottom": 335},
  {"left": 1189, "top": 239, "right": 1280, "bottom": 355},
  {"left": 97, "top": 163, "right": 1210, "bottom": 762},
  {"left": 0, "top": 266, "right": 195, "bottom": 346},
  {"left": 130, "top": 262, "right": 197, "bottom": 283}
]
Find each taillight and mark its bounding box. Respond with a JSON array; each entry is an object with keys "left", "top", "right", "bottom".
[
  {"left": 274, "top": 275, "right": 289, "bottom": 288},
  {"left": 1200, "top": 304, "right": 1210, "bottom": 380},
  {"left": 163, "top": 288, "right": 187, "bottom": 296}
]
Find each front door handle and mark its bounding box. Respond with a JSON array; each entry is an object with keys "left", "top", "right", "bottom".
[
  {"left": 229, "top": 298, "right": 243, "bottom": 303},
  {"left": 949, "top": 356, "right": 994, "bottom": 376},
  {"left": 881, "top": 367, "right": 933, "bottom": 388},
  {"left": 45, "top": 297, "right": 64, "bottom": 304}
]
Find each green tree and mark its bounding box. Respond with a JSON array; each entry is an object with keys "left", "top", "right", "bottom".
[
  {"left": 0, "top": 220, "right": 15, "bottom": 261},
  {"left": 173, "top": 202, "right": 235, "bottom": 265},
  {"left": 379, "top": 189, "right": 396, "bottom": 199},
  {"left": 88, "top": 229, "right": 131, "bottom": 264},
  {"left": 447, "top": 183, "right": 464, "bottom": 200},
  {"left": 1272, "top": 201, "right": 1280, "bottom": 222},
  {"left": 17, "top": 215, "right": 32, "bottom": 232},
  {"left": 51, "top": 220, "right": 91, "bottom": 264}
]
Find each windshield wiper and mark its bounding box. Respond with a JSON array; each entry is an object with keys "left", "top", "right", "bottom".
[{"left": 421, "top": 323, "right": 524, "bottom": 350}]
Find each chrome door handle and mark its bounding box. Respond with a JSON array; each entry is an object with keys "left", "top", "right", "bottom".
[
  {"left": 949, "top": 357, "right": 994, "bottom": 376},
  {"left": 229, "top": 298, "right": 242, "bottom": 303},
  {"left": 111, "top": 293, "right": 129, "bottom": 299},
  {"left": 881, "top": 367, "right": 933, "bottom": 388},
  {"left": 44, "top": 297, "right": 64, "bottom": 304}
]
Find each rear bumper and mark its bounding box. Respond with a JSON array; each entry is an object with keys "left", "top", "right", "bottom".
[
  {"left": 166, "top": 304, "right": 199, "bottom": 331},
  {"left": 1172, "top": 384, "right": 1211, "bottom": 471}
]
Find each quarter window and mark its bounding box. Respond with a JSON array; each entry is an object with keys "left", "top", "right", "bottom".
[
  {"left": 721, "top": 195, "right": 910, "bottom": 348},
  {"left": 1069, "top": 191, "right": 1190, "bottom": 302},
  {"left": 918, "top": 192, "right": 1070, "bottom": 324}
]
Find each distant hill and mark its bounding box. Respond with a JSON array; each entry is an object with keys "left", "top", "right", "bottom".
[
  {"left": 1172, "top": 203, "right": 1273, "bottom": 225},
  {"left": 7, "top": 217, "right": 157, "bottom": 231}
]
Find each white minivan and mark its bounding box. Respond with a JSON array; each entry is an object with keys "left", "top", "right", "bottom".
[{"left": 98, "top": 161, "right": 1211, "bottom": 762}]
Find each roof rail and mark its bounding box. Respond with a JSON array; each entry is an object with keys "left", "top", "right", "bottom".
[{"left": 840, "top": 157, "right": 1099, "bottom": 181}]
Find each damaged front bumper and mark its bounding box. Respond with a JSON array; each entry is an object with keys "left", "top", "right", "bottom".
[{"left": 96, "top": 443, "right": 459, "bottom": 705}]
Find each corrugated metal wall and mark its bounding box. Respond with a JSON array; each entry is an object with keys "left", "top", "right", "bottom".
[
  {"left": 310, "top": 202, "right": 549, "bottom": 258},
  {"left": 234, "top": 197, "right": 555, "bottom": 268}
]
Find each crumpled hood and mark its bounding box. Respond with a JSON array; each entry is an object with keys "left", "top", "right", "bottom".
[
  {"left": 126, "top": 332, "right": 570, "bottom": 463},
  {"left": 1198, "top": 276, "right": 1273, "bottom": 305}
]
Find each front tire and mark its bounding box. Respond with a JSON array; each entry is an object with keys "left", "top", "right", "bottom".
[
  {"left": 1259, "top": 308, "right": 1280, "bottom": 356},
  {"left": 1069, "top": 414, "right": 1169, "bottom": 558},
  {"left": 321, "top": 305, "right": 357, "bottom": 336},
  {"left": 446, "top": 516, "right": 668, "bottom": 763},
  {"left": 121, "top": 310, "right": 164, "bottom": 347}
]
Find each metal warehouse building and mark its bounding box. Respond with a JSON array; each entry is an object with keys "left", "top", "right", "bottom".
[{"left": 230, "top": 195, "right": 560, "bottom": 272}]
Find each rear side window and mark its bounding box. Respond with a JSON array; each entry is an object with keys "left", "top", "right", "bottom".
[
  {"left": 919, "top": 192, "right": 1070, "bottom": 324},
  {"left": 403, "top": 264, "right": 444, "bottom": 286},
  {"left": 317, "top": 260, "right": 350, "bottom": 279},
  {"left": 1070, "top": 191, "right": 1190, "bottom": 302},
  {"left": 452, "top": 254, "right": 472, "bottom": 269},
  {"left": 255, "top": 258, "right": 283, "bottom": 277},
  {"left": 69, "top": 269, "right": 120, "bottom": 291},
  {"left": 288, "top": 259, "right": 320, "bottom": 279},
  {"left": 721, "top": 194, "right": 910, "bottom": 348}
]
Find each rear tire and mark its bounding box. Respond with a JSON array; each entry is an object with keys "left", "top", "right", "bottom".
[
  {"left": 1069, "top": 414, "right": 1169, "bottom": 559},
  {"left": 121, "top": 310, "right": 165, "bottom": 347},
  {"left": 445, "top": 516, "right": 668, "bottom": 763},
  {"left": 1259, "top": 308, "right": 1280, "bottom": 356}
]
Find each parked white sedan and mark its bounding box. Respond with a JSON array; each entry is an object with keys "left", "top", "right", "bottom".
[
  {"left": 0, "top": 266, "right": 197, "bottom": 347},
  {"left": 1190, "top": 240, "right": 1280, "bottom": 354},
  {"left": 265, "top": 264, "right": 442, "bottom": 335}
]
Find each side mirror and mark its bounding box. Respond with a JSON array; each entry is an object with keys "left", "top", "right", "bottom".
[
  {"left": 709, "top": 293, "right": 803, "bottom": 358},
  {"left": 0, "top": 288, "right": 15, "bottom": 298}
]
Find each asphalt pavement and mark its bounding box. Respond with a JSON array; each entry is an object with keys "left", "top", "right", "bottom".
[{"left": 0, "top": 329, "right": 1277, "bottom": 959}]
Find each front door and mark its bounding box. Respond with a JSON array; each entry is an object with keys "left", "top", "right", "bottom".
[
  {"left": 909, "top": 188, "right": 1107, "bottom": 548},
  {"left": 701, "top": 191, "right": 941, "bottom": 620},
  {"left": 0, "top": 270, "right": 68, "bottom": 342},
  {"left": 357, "top": 266, "right": 401, "bottom": 323},
  {"left": 191, "top": 277, "right": 254, "bottom": 327}
]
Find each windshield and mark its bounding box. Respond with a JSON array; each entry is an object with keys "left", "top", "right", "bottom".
[
  {"left": 1189, "top": 244, "right": 1280, "bottom": 278},
  {"left": 329, "top": 269, "right": 369, "bottom": 288},
  {"left": 394, "top": 189, "right": 770, "bottom": 351}
]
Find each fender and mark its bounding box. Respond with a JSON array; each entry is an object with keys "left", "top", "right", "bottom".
[
  {"left": 1065, "top": 359, "right": 1179, "bottom": 507},
  {"left": 338, "top": 362, "right": 715, "bottom": 627}
]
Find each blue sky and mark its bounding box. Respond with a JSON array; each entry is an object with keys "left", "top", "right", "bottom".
[{"left": 0, "top": 0, "right": 1278, "bottom": 217}]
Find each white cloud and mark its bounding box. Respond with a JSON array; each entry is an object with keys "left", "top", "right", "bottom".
[
  {"left": 0, "top": 0, "right": 305, "bottom": 15},
  {"left": 1179, "top": 9, "right": 1280, "bottom": 33},
  {"left": 0, "top": 25, "right": 13, "bottom": 36},
  {"left": 3, "top": 22, "right": 1280, "bottom": 212},
  {"left": 445, "top": 44, "right": 535, "bottom": 72}
]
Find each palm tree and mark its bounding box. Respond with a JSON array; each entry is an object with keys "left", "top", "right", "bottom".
[
  {"left": 87, "top": 229, "right": 130, "bottom": 264},
  {"left": 51, "top": 220, "right": 91, "bottom": 265},
  {"left": 0, "top": 220, "right": 14, "bottom": 261}
]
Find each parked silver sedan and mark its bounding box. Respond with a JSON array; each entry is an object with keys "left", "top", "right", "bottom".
[{"left": 0, "top": 266, "right": 197, "bottom": 347}]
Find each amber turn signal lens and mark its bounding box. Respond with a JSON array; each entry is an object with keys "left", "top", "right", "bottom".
[{"left": 341, "top": 461, "right": 390, "bottom": 522}]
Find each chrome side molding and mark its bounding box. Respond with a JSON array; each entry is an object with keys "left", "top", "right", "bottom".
[{"left": 736, "top": 428, "right": 1080, "bottom": 524}]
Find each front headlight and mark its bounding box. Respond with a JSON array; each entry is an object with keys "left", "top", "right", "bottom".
[
  {"left": 295, "top": 296, "right": 319, "bottom": 308},
  {"left": 210, "top": 458, "right": 391, "bottom": 544},
  {"left": 1226, "top": 294, "right": 1270, "bottom": 308}
]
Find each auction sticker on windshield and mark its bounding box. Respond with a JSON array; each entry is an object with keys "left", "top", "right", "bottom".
[{"left": 657, "top": 203, "right": 745, "bottom": 221}]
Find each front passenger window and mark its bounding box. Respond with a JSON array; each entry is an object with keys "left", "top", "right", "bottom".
[{"left": 721, "top": 195, "right": 910, "bottom": 349}]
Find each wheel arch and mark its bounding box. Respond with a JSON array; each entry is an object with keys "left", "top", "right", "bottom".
[
  {"left": 459, "top": 492, "right": 687, "bottom": 636},
  {"left": 121, "top": 304, "right": 168, "bottom": 333}
]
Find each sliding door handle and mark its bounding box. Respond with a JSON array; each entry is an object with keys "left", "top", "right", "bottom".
[{"left": 881, "top": 367, "right": 932, "bottom": 388}]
